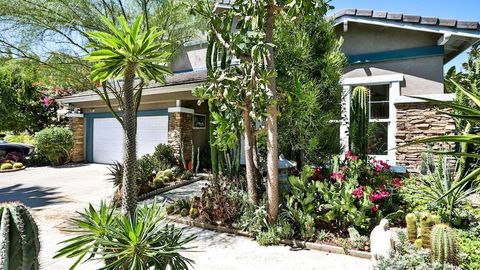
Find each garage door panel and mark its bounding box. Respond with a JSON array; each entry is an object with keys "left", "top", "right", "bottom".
[{"left": 92, "top": 115, "right": 168, "bottom": 164}]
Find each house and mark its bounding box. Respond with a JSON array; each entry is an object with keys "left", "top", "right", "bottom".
[
  {"left": 57, "top": 8, "right": 480, "bottom": 172},
  {"left": 333, "top": 9, "right": 480, "bottom": 171}
]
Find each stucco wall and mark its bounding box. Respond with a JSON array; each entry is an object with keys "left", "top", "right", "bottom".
[
  {"left": 183, "top": 100, "right": 209, "bottom": 153},
  {"left": 338, "top": 22, "right": 445, "bottom": 96},
  {"left": 171, "top": 43, "right": 207, "bottom": 72}
]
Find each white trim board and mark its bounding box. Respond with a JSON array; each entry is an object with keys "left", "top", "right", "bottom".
[
  {"left": 342, "top": 74, "right": 404, "bottom": 86},
  {"left": 394, "top": 94, "right": 455, "bottom": 104},
  {"left": 168, "top": 107, "right": 194, "bottom": 114}
]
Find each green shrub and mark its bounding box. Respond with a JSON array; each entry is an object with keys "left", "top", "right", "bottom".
[
  {"left": 457, "top": 228, "right": 480, "bottom": 270},
  {"left": 34, "top": 127, "right": 74, "bottom": 165},
  {"left": 136, "top": 154, "right": 156, "bottom": 187},
  {"left": 256, "top": 226, "right": 281, "bottom": 246},
  {"left": 12, "top": 162, "right": 23, "bottom": 169},
  {"left": 0, "top": 163, "right": 13, "bottom": 170},
  {"left": 54, "top": 201, "right": 195, "bottom": 269},
  {"left": 152, "top": 144, "right": 177, "bottom": 171},
  {"left": 5, "top": 133, "right": 34, "bottom": 144}
]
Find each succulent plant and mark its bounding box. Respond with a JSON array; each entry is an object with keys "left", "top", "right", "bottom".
[
  {"left": 166, "top": 204, "right": 175, "bottom": 215},
  {"left": 0, "top": 202, "right": 40, "bottom": 269},
  {"left": 189, "top": 208, "right": 199, "bottom": 219},
  {"left": 419, "top": 213, "right": 436, "bottom": 249},
  {"left": 12, "top": 162, "right": 23, "bottom": 169},
  {"left": 431, "top": 224, "right": 459, "bottom": 266},
  {"left": 414, "top": 239, "right": 423, "bottom": 249},
  {"left": 406, "top": 213, "right": 418, "bottom": 243},
  {"left": 349, "top": 86, "right": 369, "bottom": 158},
  {"left": 153, "top": 178, "right": 165, "bottom": 189},
  {"left": 180, "top": 208, "right": 189, "bottom": 217},
  {"left": 0, "top": 163, "right": 13, "bottom": 171}
]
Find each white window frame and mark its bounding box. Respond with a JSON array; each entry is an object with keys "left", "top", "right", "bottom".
[{"left": 340, "top": 74, "right": 403, "bottom": 165}]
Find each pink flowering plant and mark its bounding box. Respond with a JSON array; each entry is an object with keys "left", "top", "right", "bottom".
[{"left": 311, "top": 151, "right": 404, "bottom": 233}]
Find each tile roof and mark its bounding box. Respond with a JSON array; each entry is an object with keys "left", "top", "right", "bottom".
[{"left": 334, "top": 8, "right": 480, "bottom": 30}]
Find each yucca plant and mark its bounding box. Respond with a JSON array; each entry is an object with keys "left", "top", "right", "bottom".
[
  {"left": 54, "top": 201, "right": 195, "bottom": 270},
  {"left": 85, "top": 15, "right": 172, "bottom": 214},
  {"left": 415, "top": 153, "right": 479, "bottom": 223}
]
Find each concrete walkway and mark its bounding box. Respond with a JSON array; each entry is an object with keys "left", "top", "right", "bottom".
[
  {"left": 0, "top": 164, "right": 112, "bottom": 269},
  {"left": 0, "top": 164, "right": 371, "bottom": 270}
]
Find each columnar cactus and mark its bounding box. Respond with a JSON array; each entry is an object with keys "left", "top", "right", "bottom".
[
  {"left": 349, "top": 86, "right": 369, "bottom": 158},
  {"left": 406, "top": 213, "right": 418, "bottom": 243},
  {"left": 0, "top": 202, "right": 40, "bottom": 269},
  {"left": 431, "top": 224, "right": 459, "bottom": 265},
  {"left": 419, "top": 213, "right": 435, "bottom": 249}
]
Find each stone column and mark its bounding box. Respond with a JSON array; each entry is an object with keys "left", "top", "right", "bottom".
[
  {"left": 168, "top": 107, "right": 194, "bottom": 167},
  {"left": 68, "top": 117, "right": 85, "bottom": 162},
  {"left": 395, "top": 103, "right": 455, "bottom": 173}
]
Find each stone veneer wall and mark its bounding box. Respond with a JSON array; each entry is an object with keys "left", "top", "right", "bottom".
[
  {"left": 395, "top": 103, "right": 455, "bottom": 173},
  {"left": 168, "top": 112, "right": 193, "bottom": 165},
  {"left": 69, "top": 117, "right": 85, "bottom": 162}
]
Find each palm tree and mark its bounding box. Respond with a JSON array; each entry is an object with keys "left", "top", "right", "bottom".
[{"left": 85, "top": 15, "right": 172, "bottom": 214}]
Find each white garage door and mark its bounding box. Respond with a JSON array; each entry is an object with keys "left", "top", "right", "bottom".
[{"left": 92, "top": 115, "right": 168, "bottom": 164}]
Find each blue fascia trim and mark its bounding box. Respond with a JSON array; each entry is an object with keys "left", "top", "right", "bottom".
[
  {"left": 173, "top": 68, "right": 195, "bottom": 74},
  {"left": 84, "top": 109, "right": 168, "bottom": 119},
  {"left": 84, "top": 109, "right": 168, "bottom": 162},
  {"left": 347, "top": 45, "right": 444, "bottom": 65}
]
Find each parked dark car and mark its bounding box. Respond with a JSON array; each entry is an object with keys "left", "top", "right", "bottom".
[{"left": 0, "top": 134, "right": 35, "bottom": 159}]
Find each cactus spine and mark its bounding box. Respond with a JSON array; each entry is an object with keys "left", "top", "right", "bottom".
[
  {"left": 419, "top": 213, "right": 435, "bottom": 249},
  {"left": 431, "top": 224, "right": 459, "bottom": 265},
  {"left": 0, "top": 202, "right": 40, "bottom": 270},
  {"left": 406, "top": 213, "right": 418, "bottom": 243},
  {"left": 349, "top": 86, "right": 369, "bottom": 159}
]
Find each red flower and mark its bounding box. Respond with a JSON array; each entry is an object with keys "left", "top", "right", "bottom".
[
  {"left": 375, "top": 164, "right": 382, "bottom": 172},
  {"left": 369, "top": 189, "right": 390, "bottom": 202},
  {"left": 380, "top": 160, "right": 391, "bottom": 170},
  {"left": 350, "top": 155, "right": 358, "bottom": 161},
  {"left": 371, "top": 205, "right": 378, "bottom": 213},
  {"left": 392, "top": 178, "right": 402, "bottom": 188},
  {"left": 330, "top": 172, "right": 345, "bottom": 183},
  {"left": 352, "top": 186, "right": 365, "bottom": 198}
]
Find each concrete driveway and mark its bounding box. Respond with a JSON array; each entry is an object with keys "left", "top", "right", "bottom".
[
  {"left": 0, "top": 164, "right": 371, "bottom": 270},
  {"left": 0, "top": 164, "right": 113, "bottom": 269}
]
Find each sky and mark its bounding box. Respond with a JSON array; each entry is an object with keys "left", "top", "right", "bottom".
[{"left": 327, "top": 0, "right": 480, "bottom": 71}]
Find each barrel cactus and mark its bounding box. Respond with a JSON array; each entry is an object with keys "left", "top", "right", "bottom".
[
  {"left": 0, "top": 202, "right": 40, "bottom": 269},
  {"left": 431, "top": 224, "right": 459, "bottom": 265},
  {"left": 406, "top": 213, "right": 417, "bottom": 243},
  {"left": 419, "top": 213, "right": 435, "bottom": 249},
  {"left": 349, "top": 86, "right": 369, "bottom": 158}
]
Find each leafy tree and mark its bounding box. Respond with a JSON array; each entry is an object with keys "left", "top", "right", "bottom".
[
  {"left": 85, "top": 15, "right": 172, "bottom": 214},
  {"left": 0, "top": 57, "right": 65, "bottom": 133},
  {"left": 276, "top": 17, "right": 345, "bottom": 166},
  {"left": 0, "top": 0, "right": 202, "bottom": 90},
  {"left": 194, "top": 0, "right": 332, "bottom": 222}
]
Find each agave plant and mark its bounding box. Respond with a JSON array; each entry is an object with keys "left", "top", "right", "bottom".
[
  {"left": 55, "top": 201, "right": 195, "bottom": 270},
  {"left": 416, "top": 154, "right": 479, "bottom": 222}
]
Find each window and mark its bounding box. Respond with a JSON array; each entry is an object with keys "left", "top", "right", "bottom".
[
  {"left": 341, "top": 74, "right": 403, "bottom": 164},
  {"left": 354, "top": 84, "right": 390, "bottom": 156}
]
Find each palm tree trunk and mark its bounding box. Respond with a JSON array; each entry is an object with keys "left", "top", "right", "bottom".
[
  {"left": 243, "top": 106, "right": 259, "bottom": 204},
  {"left": 265, "top": 1, "right": 279, "bottom": 223},
  {"left": 121, "top": 62, "right": 138, "bottom": 215}
]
